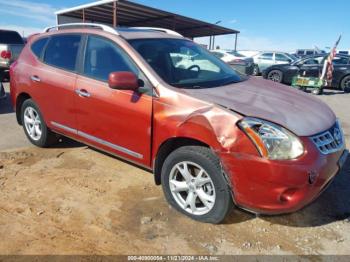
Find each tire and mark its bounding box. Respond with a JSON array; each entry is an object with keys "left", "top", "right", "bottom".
[
  {"left": 252, "top": 65, "right": 260, "bottom": 76},
  {"left": 21, "top": 99, "right": 57, "bottom": 147},
  {"left": 340, "top": 75, "right": 350, "bottom": 93},
  {"left": 312, "top": 88, "right": 323, "bottom": 95},
  {"left": 267, "top": 70, "right": 283, "bottom": 83},
  {"left": 161, "top": 146, "right": 233, "bottom": 224}
]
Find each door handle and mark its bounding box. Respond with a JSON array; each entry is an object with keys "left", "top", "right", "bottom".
[
  {"left": 30, "top": 75, "right": 41, "bottom": 82},
  {"left": 75, "top": 89, "right": 91, "bottom": 98}
]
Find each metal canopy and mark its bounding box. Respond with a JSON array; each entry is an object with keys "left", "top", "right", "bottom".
[{"left": 56, "top": 0, "right": 239, "bottom": 38}]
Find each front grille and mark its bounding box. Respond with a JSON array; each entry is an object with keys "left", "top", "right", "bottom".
[{"left": 311, "top": 121, "right": 344, "bottom": 154}]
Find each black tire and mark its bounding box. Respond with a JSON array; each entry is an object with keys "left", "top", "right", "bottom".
[
  {"left": 312, "top": 88, "right": 323, "bottom": 95},
  {"left": 21, "top": 99, "right": 57, "bottom": 147},
  {"left": 252, "top": 65, "right": 260, "bottom": 76},
  {"left": 340, "top": 75, "right": 350, "bottom": 93},
  {"left": 267, "top": 70, "right": 283, "bottom": 83},
  {"left": 161, "top": 146, "right": 233, "bottom": 224}
]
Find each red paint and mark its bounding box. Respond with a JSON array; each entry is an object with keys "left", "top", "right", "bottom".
[{"left": 9, "top": 28, "right": 346, "bottom": 215}]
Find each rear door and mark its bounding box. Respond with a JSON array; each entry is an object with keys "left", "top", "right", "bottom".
[
  {"left": 74, "top": 35, "right": 153, "bottom": 166},
  {"left": 34, "top": 34, "right": 82, "bottom": 132},
  {"left": 256, "top": 52, "right": 274, "bottom": 71}
]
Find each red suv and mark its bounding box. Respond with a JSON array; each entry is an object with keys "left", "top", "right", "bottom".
[{"left": 10, "top": 24, "right": 348, "bottom": 223}]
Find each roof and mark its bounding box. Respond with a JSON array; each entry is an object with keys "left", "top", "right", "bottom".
[{"left": 55, "top": 0, "right": 239, "bottom": 38}]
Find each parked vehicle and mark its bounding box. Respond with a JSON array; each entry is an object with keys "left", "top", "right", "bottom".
[
  {"left": 252, "top": 51, "right": 297, "bottom": 76},
  {"left": 236, "top": 50, "right": 260, "bottom": 58},
  {"left": 210, "top": 50, "right": 254, "bottom": 75},
  {"left": 295, "top": 49, "right": 326, "bottom": 58},
  {"left": 10, "top": 24, "right": 348, "bottom": 223},
  {"left": 262, "top": 54, "right": 350, "bottom": 92},
  {"left": 0, "top": 29, "right": 24, "bottom": 81},
  {"left": 338, "top": 50, "right": 350, "bottom": 56}
]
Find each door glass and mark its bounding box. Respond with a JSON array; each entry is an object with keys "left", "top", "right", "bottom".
[
  {"left": 44, "top": 35, "right": 81, "bottom": 71},
  {"left": 31, "top": 37, "right": 48, "bottom": 59},
  {"left": 259, "top": 53, "right": 273, "bottom": 60},
  {"left": 301, "top": 57, "right": 323, "bottom": 65},
  {"left": 275, "top": 53, "right": 290, "bottom": 62},
  {"left": 332, "top": 56, "right": 349, "bottom": 65},
  {"left": 83, "top": 36, "right": 139, "bottom": 81}
]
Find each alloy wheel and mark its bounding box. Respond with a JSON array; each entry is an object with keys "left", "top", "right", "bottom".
[
  {"left": 268, "top": 71, "right": 281, "bottom": 82},
  {"left": 169, "top": 161, "right": 216, "bottom": 216},
  {"left": 24, "top": 107, "right": 42, "bottom": 141}
]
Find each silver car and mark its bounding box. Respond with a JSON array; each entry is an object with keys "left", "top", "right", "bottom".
[
  {"left": 252, "top": 51, "right": 297, "bottom": 76},
  {"left": 0, "top": 29, "right": 25, "bottom": 82}
]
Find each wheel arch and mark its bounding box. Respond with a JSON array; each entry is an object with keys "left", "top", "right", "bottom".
[
  {"left": 16, "top": 92, "right": 31, "bottom": 125},
  {"left": 153, "top": 137, "right": 210, "bottom": 185},
  {"left": 339, "top": 73, "right": 350, "bottom": 89}
]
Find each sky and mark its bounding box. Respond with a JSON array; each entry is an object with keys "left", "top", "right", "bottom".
[{"left": 0, "top": 0, "right": 349, "bottom": 52}]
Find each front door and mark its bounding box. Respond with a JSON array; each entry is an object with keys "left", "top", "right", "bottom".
[{"left": 74, "top": 35, "right": 153, "bottom": 167}]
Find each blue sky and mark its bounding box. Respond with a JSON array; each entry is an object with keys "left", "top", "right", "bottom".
[{"left": 0, "top": 0, "right": 348, "bottom": 51}]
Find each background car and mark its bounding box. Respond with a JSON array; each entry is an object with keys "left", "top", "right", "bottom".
[
  {"left": 251, "top": 51, "right": 297, "bottom": 76},
  {"left": 295, "top": 49, "right": 326, "bottom": 58},
  {"left": 210, "top": 49, "right": 254, "bottom": 75},
  {"left": 262, "top": 54, "right": 350, "bottom": 92},
  {"left": 0, "top": 29, "right": 24, "bottom": 82}
]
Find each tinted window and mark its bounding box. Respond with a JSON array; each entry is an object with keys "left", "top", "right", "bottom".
[
  {"left": 275, "top": 53, "right": 290, "bottom": 62},
  {"left": 44, "top": 35, "right": 81, "bottom": 71},
  {"left": 31, "top": 37, "right": 48, "bottom": 59},
  {"left": 333, "top": 56, "right": 349, "bottom": 65},
  {"left": 84, "top": 36, "right": 139, "bottom": 81},
  {"left": 306, "top": 50, "right": 314, "bottom": 55},
  {"left": 301, "top": 57, "right": 323, "bottom": 65},
  {"left": 0, "top": 30, "right": 24, "bottom": 44},
  {"left": 259, "top": 53, "right": 273, "bottom": 60},
  {"left": 297, "top": 50, "right": 304, "bottom": 55}
]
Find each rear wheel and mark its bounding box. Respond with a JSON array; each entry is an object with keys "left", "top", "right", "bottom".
[
  {"left": 21, "top": 99, "right": 58, "bottom": 147},
  {"left": 267, "top": 70, "right": 283, "bottom": 83},
  {"left": 161, "top": 146, "right": 233, "bottom": 224},
  {"left": 340, "top": 75, "right": 350, "bottom": 93},
  {"left": 252, "top": 65, "right": 260, "bottom": 76}
]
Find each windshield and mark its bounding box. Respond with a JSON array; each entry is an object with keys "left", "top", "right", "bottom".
[{"left": 128, "top": 38, "right": 243, "bottom": 89}]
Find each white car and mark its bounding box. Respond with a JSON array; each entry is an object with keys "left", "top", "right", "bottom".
[{"left": 210, "top": 50, "right": 254, "bottom": 75}]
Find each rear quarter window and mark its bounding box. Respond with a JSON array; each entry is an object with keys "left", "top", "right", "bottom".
[
  {"left": 43, "top": 34, "right": 81, "bottom": 71},
  {"left": 0, "top": 30, "right": 24, "bottom": 44},
  {"left": 31, "top": 37, "right": 48, "bottom": 59}
]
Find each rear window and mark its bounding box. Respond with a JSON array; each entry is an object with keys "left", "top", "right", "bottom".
[
  {"left": 0, "top": 30, "right": 24, "bottom": 44},
  {"left": 31, "top": 37, "right": 48, "bottom": 59},
  {"left": 44, "top": 35, "right": 81, "bottom": 71}
]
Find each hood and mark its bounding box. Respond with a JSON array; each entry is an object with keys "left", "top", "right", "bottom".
[{"left": 183, "top": 77, "right": 336, "bottom": 137}]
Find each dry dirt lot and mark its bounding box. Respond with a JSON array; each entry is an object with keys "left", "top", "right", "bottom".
[{"left": 0, "top": 82, "right": 350, "bottom": 255}]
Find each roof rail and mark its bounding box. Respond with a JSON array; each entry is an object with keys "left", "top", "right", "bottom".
[
  {"left": 131, "top": 27, "right": 183, "bottom": 37},
  {"left": 43, "top": 23, "right": 118, "bottom": 35}
]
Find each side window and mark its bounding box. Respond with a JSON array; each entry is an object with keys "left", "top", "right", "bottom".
[
  {"left": 275, "top": 53, "right": 290, "bottom": 62},
  {"left": 83, "top": 36, "right": 139, "bottom": 81},
  {"left": 44, "top": 35, "right": 81, "bottom": 71},
  {"left": 259, "top": 53, "right": 273, "bottom": 60},
  {"left": 31, "top": 37, "right": 48, "bottom": 59},
  {"left": 332, "top": 56, "right": 349, "bottom": 65},
  {"left": 306, "top": 50, "right": 314, "bottom": 56}
]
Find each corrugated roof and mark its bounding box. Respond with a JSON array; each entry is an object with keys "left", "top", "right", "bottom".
[{"left": 56, "top": 0, "right": 239, "bottom": 38}]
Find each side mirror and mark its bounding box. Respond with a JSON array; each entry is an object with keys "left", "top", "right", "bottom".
[{"left": 108, "top": 71, "right": 139, "bottom": 91}]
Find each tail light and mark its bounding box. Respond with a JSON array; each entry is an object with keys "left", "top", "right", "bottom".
[{"left": 1, "top": 50, "right": 12, "bottom": 60}]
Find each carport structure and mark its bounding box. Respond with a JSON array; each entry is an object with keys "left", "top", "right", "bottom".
[{"left": 55, "top": 0, "right": 240, "bottom": 50}]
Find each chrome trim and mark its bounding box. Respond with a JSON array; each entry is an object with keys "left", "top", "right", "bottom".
[
  {"left": 311, "top": 120, "right": 345, "bottom": 155},
  {"left": 44, "top": 23, "right": 118, "bottom": 35},
  {"left": 30, "top": 76, "right": 41, "bottom": 82},
  {"left": 50, "top": 121, "right": 143, "bottom": 159},
  {"left": 51, "top": 121, "right": 77, "bottom": 134},
  {"left": 75, "top": 89, "right": 91, "bottom": 98}
]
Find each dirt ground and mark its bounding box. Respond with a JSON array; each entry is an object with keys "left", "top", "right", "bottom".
[{"left": 0, "top": 83, "right": 350, "bottom": 255}]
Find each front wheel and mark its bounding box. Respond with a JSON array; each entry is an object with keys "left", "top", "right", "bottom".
[
  {"left": 161, "top": 146, "right": 233, "bottom": 224},
  {"left": 21, "top": 99, "right": 58, "bottom": 147},
  {"left": 267, "top": 70, "right": 283, "bottom": 83},
  {"left": 340, "top": 75, "right": 350, "bottom": 93}
]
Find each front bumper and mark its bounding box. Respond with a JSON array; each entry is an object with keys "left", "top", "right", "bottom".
[{"left": 219, "top": 137, "right": 348, "bottom": 215}]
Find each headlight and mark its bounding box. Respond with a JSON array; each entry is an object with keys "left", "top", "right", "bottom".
[{"left": 238, "top": 117, "right": 304, "bottom": 160}]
